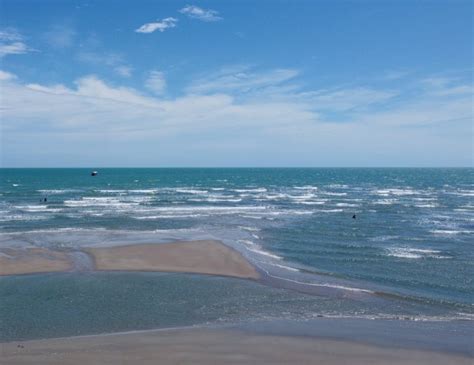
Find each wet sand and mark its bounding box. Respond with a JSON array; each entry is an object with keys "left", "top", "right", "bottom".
[
  {"left": 1, "top": 327, "right": 470, "bottom": 365},
  {"left": 0, "top": 240, "right": 259, "bottom": 280},
  {"left": 0, "top": 248, "right": 72, "bottom": 276}
]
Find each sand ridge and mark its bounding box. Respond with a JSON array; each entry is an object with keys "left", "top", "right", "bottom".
[{"left": 0, "top": 240, "right": 259, "bottom": 280}]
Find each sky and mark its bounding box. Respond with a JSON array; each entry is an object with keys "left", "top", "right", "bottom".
[{"left": 0, "top": 0, "right": 472, "bottom": 167}]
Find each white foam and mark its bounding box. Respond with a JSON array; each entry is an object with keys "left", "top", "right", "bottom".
[
  {"left": 0, "top": 214, "right": 48, "bottom": 222},
  {"left": 38, "top": 189, "right": 82, "bottom": 194},
  {"left": 321, "top": 192, "right": 347, "bottom": 196},
  {"left": 296, "top": 201, "right": 326, "bottom": 205},
  {"left": 316, "top": 209, "right": 344, "bottom": 213},
  {"left": 246, "top": 247, "right": 282, "bottom": 260},
  {"left": 431, "top": 229, "right": 472, "bottom": 235},
  {"left": 238, "top": 239, "right": 256, "bottom": 246},
  {"left": 64, "top": 198, "right": 139, "bottom": 208},
  {"left": 15, "top": 205, "right": 49, "bottom": 212},
  {"left": 293, "top": 186, "right": 318, "bottom": 190},
  {"left": 238, "top": 226, "right": 261, "bottom": 232},
  {"left": 175, "top": 189, "right": 209, "bottom": 194},
  {"left": 128, "top": 189, "right": 160, "bottom": 194},
  {"left": 374, "top": 188, "right": 419, "bottom": 196},
  {"left": 448, "top": 190, "right": 474, "bottom": 197},
  {"left": 233, "top": 188, "right": 267, "bottom": 193},
  {"left": 386, "top": 247, "right": 450, "bottom": 259},
  {"left": 188, "top": 197, "right": 242, "bottom": 203},
  {"left": 259, "top": 269, "right": 374, "bottom": 293},
  {"left": 374, "top": 199, "right": 397, "bottom": 205},
  {"left": 134, "top": 214, "right": 206, "bottom": 219},
  {"left": 264, "top": 262, "right": 300, "bottom": 272},
  {"left": 414, "top": 204, "right": 438, "bottom": 208}
]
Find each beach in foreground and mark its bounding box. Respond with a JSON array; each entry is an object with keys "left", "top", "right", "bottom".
[{"left": 2, "top": 326, "right": 471, "bottom": 365}]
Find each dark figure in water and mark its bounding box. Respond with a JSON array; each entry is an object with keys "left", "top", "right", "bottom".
[
  {"left": 352, "top": 214, "right": 356, "bottom": 219},
  {"left": 44, "top": 197, "right": 47, "bottom": 203}
]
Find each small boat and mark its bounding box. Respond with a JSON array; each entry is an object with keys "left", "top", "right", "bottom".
[{"left": 91, "top": 171, "right": 98, "bottom": 176}]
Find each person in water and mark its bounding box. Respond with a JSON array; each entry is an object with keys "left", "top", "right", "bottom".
[{"left": 352, "top": 214, "right": 356, "bottom": 219}]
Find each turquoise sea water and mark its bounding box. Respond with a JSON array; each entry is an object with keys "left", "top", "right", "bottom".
[{"left": 1, "top": 168, "right": 473, "bottom": 340}]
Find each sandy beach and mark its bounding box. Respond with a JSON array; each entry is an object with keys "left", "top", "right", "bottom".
[
  {"left": 1, "top": 326, "right": 471, "bottom": 365},
  {"left": 0, "top": 240, "right": 259, "bottom": 280}
]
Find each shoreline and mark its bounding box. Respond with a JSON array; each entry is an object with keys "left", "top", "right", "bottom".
[
  {"left": 0, "top": 240, "right": 260, "bottom": 280},
  {"left": 2, "top": 320, "right": 472, "bottom": 365}
]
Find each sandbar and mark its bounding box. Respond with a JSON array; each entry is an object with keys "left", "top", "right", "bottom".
[
  {"left": 0, "top": 240, "right": 259, "bottom": 280},
  {"left": 87, "top": 240, "right": 259, "bottom": 279},
  {"left": 0, "top": 248, "right": 72, "bottom": 276}
]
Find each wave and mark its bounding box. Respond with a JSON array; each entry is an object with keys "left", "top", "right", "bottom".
[
  {"left": 386, "top": 247, "right": 451, "bottom": 259},
  {"left": 293, "top": 186, "right": 318, "bottom": 190},
  {"left": 315, "top": 209, "right": 344, "bottom": 213},
  {"left": 296, "top": 201, "right": 326, "bottom": 205},
  {"left": 260, "top": 268, "right": 375, "bottom": 294},
  {"left": 38, "top": 189, "right": 83, "bottom": 194},
  {"left": 0, "top": 214, "right": 49, "bottom": 222},
  {"left": 233, "top": 188, "right": 267, "bottom": 193},
  {"left": 64, "top": 198, "right": 139, "bottom": 208},
  {"left": 320, "top": 192, "right": 347, "bottom": 196},
  {"left": 373, "top": 199, "right": 397, "bottom": 205},
  {"left": 431, "top": 229, "right": 473, "bottom": 235},
  {"left": 175, "top": 189, "right": 209, "bottom": 194},
  {"left": 264, "top": 262, "right": 300, "bottom": 272},
  {"left": 246, "top": 247, "right": 283, "bottom": 260},
  {"left": 373, "top": 188, "right": 420, "bottom": 196}
]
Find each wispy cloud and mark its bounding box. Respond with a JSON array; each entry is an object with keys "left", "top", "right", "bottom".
[
  {"left": 0, "top": 29, "right": 35, "bottom": 57},
  {"left": 187, "top": 66, "right": 299, "bottom": 94},
  {"left": 145, "top": 71, "right": 166, "bottom": 95},
  {"left": 1, "top": 68, "right": 471, "bottom": 166},
  {"left": 179, "top": 5, "right": 222, "bottom": 22},
  {"left": 77, "top": 50, "right": 133, "bottom": 78},
  {"left": 114, "top": 65, "right": 133, "bottom": 78},
  {"left": 0, "top": 69, "right": 17, "bottom": 81},
  {"left": 135, "top": 17, "right": 178, "bottom": 34},
  {"left": 42, "top": 25, "right": 76, "bottom": 48}
]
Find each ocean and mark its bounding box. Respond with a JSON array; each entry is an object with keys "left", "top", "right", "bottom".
[{"left": 1, "top": 168, "right": 473, "bottom": 340}]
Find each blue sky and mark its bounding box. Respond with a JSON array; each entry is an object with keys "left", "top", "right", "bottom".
[{"left": 0, "top": 0, "right": 472, "bottom": 167}]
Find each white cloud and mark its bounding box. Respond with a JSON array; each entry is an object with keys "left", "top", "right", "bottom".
[
  {"left": 135, "top": 17, "right": 178, "bottom": 34},
  {"left": 0, "top": 70, "right": 17, "bottom": 81},
  {"left": 115, "top": 65, "right": 133, "bottom": 77},
  {"left": 1, "top": 68, "right": 472, "bottom": 167},
  {"left": 179, "top": 5, "right": 222, "bottom": 22},
  {"left": 0, "top": 29, "right": 34, "bottom": 57},
  {"left": 0, "top": 29, "right": 22, "bottom": 41},
  {"left": 145, "top": 71, "right": 167, "bottom": 95}
]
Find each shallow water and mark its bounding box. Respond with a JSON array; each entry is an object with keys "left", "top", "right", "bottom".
[{"left": 0, "top": 168, "right": 473, "bottom": 336}]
